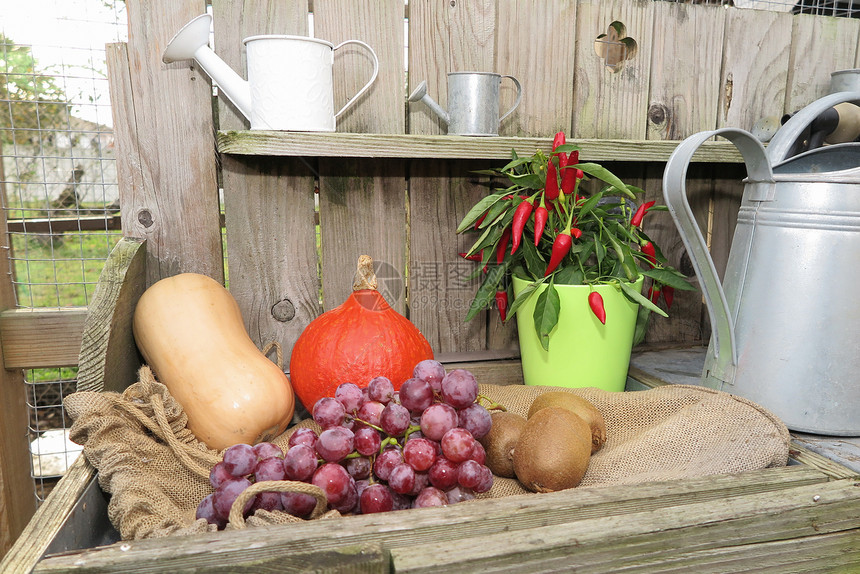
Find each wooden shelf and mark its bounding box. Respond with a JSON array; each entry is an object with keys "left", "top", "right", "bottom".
[{"left": 217, "top": 131, "right": 745, "bottom": 163}]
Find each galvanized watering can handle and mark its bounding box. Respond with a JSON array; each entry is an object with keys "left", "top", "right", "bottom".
[
  {"left": 767, "top": 91, "right": 860, "bottom": 164},
  {"left": 663, "top": 129, "right": 774, "bottom": 377}
]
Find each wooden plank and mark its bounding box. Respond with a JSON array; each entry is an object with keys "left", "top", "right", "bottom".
[
  {"left": 647, "top": 2, "right": 725, "bottom": 140},
  {"left": 719, "top": 9, "right": 793, "bottom": 131},
  {"left": 390, "top": 479, "right": 860, "bottom": 573},
  {"left": 76, "top": 237, "right": 146, "bottom": 394},
  {"left": 785, "top": 14, "right": 860, "bottom": 113},
  {"left": 0, "top": 141, "right": 37, "bottom": 557},
  {"left": 315, "top": 0, "right": 407, "bottom": 313},
  {"left": 6, "top": 215, "right": 122, "bottom": 234},
  {"left": 495, "top": 0, "right": 577, "bottom": 136},
  {"left": 573, "top": 0, "right": 655, "bottom": 139},
  {"left": 108, "top": 4, "right": 224, "bottom": 286},
  {"left": 30, "top": 467, "right": 833, "bottom": 572},
  {"left": 213, "top": 2, "right": 320, "bottom": 360},
  {"left": 0, "top": 456, "right": 94, "bottom": 574},
  {"left": 408, "top": 1, "right": 496, "bottom": 354},
  {"left": 216, "top": 131, "right": 748, "bottom": 162},
  {"left": 0, "top": 308, "right": 87, "bottom": 369}
]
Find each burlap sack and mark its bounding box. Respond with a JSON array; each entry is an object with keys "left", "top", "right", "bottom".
[{"left": 65, "top": 366, "right": 790, "bottom": 540}]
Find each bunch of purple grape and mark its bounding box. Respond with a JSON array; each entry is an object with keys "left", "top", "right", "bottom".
[{"left": 196, "top": 359, "right": 497, "bottom": 526}]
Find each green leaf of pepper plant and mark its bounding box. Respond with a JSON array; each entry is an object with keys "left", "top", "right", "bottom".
[
  {"left": 619, "top": 280, "right": 668, "bottom": 317},
  {"left": 465, "top": 262, "right": 508, "bottom": 322},
  {"left": 533, "top": 277, "right": 561, "bottom": 351}
]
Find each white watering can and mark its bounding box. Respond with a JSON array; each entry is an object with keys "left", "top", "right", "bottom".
[
  {"left": 663, "top": 90, "right": 860, "bottom": 436},
  {"left": 163, "top": 14, "right": 379, "bottom": 131}
]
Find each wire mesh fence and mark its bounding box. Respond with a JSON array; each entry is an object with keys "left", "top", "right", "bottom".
[{"left": 1, "top": 0, "right": 127, "bottom": 503}]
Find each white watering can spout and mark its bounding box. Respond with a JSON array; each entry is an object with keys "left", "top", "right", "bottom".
[
  {"left": 408, "top": 81, "right": 451, "bottom": 125},
  {"left": 162, "top": 14, "right": 253, "bottom": 121}
]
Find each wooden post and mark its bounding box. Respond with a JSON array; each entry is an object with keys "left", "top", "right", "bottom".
[{"left": 0, "top": 140, "right": 36, "bottom": 557}]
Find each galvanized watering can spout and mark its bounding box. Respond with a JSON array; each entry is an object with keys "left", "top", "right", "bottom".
[
  {"left": 162, "top": 14, "right": 253, "bottom": 121},
  {"left": 662, "top": 90, "right": 860, "bottom": 436},
  {"left": 408, "top": 81, "right": 451, "bottom": 125}
]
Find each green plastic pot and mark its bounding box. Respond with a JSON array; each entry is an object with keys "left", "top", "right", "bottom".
[{"left": 512, "top": 275, "right": 644, "bottom": 392}]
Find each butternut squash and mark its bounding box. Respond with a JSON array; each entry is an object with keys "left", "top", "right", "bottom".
[{"left": 132, "top": 273, "right": 294, "bottom": 450}]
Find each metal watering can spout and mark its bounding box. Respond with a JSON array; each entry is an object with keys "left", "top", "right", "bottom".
[
  {"left": 408, "top": 81, "right": 451, "bottom": 126},
  {"left": 162, "top": 14, "right": 253, "bottom": 122}
]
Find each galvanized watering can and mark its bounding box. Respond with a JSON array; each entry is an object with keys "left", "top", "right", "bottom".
[
  {"left": 662, "top": 91, "right": 860, "bottom": 436},
  {"left": 408, "top": 72, "right": 522, "bottom": 136}
]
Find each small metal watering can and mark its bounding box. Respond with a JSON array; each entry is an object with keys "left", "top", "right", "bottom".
[
  {"left": 408, "top": 72, "right": 522, "bottom": 136},
  {"left": 663, "top": 91, "right": 860, "bottom": 436},
  {"left": 163, "top": 14, "right": 379, "bottom": 131}
]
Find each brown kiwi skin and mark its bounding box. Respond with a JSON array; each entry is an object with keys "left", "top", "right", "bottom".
[
  {"left": 513, "top": 407, "right": 592, "bottom": 493},
  {"left": 478, "top": 411, "right": 528, "bottom": 478},
  {"left": 527, "top": 391, "right": 607, "bottom": 454}
]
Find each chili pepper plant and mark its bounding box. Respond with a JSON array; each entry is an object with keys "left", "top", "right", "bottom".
[{"left": 457, "top": 132, "right": 695, "bottom": 350}]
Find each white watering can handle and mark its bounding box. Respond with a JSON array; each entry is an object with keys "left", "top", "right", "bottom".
[
  {"left": 766, "top": 91, "right": 860, "bottom": 164},
  {"left": 333, "top": 40, "right": 380, "bottom": 119},
  {"left": 499, "top": 75, "right": 522, "bottom": 123},
  {"left": 663, "top": 128, "right": 774, "bottom": 376}
]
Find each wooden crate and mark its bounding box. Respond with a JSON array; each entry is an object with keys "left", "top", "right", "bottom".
[{"left": 4, "top": 0, "right": 860, "bottom": 570}]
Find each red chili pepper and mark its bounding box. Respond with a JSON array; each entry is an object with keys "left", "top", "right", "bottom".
[
  {"left": 662, "top": 286, "right": 675, "bottom": 309},
  {"left": 552, "top": 131, "right": 566, "bottom": 150},
  {"left": 570, "top": 227, "right": 582, "bottom": 239},
  {"left": 533, "top": 204, "right": 549, "bottom": 246},
  {"left": 496, "top": 227, "right": 512, "bottom": 264},
  {"left": 588, "top": 291, "right": 606, "bottom": 324},
  {"left": 641, "top": 241, "right": 657, "bottom": 267},
  {"left": 458, "top": 251, "right": 483, "bottom": 262},
  {"left": 474, "top": 211, "right": 488, "bottom": 230},
  {"left": 544, "top": 232, "right": 572, "bottom": 276},
  {"left": 630, "top": 200, "right": 656, "bottom": 227},
  {"left": 495, "top": 290, "right": 508, "bottom": 321},
  {"left": 545, "top": 160, "right": 560, "bottom": 201},
  {"left": 648, "top": 284, "right": 661, "bottom": 303},
  {"left": 510, "top": 200, "right": 534, "bottom": 255}
]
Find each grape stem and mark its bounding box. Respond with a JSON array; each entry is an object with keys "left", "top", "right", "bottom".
[
  {"left": 353, "top": 417, "right": 385, "bottom": 433},
  {"left": 476, "top": 394, "right": 507, "bottom": 411}
]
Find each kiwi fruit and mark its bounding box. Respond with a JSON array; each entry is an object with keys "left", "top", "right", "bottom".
[
  {"left": 512, "top": 407, "right": 592, "bottom": 493},
  {"left": 527, "top": 391, "right": 607, "bottom": 454},
  {"left": 478, "top": 411, "right": 528, "bottom": 478}
]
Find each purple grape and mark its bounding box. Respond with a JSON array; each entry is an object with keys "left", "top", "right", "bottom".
[
  {"left": 252, "top": 491, "right": 283, "bottom": 512},
  {"left": 420, "top": 403, "right": 458, "bottom": 441},
  {"left": 195, "top": 493, "right": 226, "bottom": 529},
  {"left": 252, "top": 442, "right": 283, "bottom": 460},
  {"left": 472, "top": 464, "right": 494, "bottom": 493},
  {"left": 427, "top": 457, "right": 459, "bottom": 490},
  {"left": 209, "top": 461, "right": 234, "bottom": 489},
  {"left": 457, "top": 460, "right": 491, "bottom": 491},
  {"left": 330, "top": 477, "right": 358, "bottom": 513},
  {"left": 380, "top": 402, "right": 411, "bottom": 436},
  {"left": 469, "top": 440, "right": 487, "bottom": 465},
  {"left": 283, "top": 444, "right": 318, "bottom": 481},
  {"left": 441, "top": 369, "right": 479, "bottom": 409},
  {"left": 408, "top": 471, "right": 430, "bottom": 497},
  {"left": 391, "top": 490, "right": 413, "bottom": 511},
  {"left": 355, "top": 400, "right": 385, "bottom": 429},
  {"left": 213, "top": 477, "right": 253, "bottom": 520},
  {"left": 388, "top": 463, "right": 417, "bottom": 495},
  {"left": 399, "top": 377, "right": 434, "bottom": 412},
  {"left": 222, "top": 444, "right": 257, "bottom": 477},
  {"left": 313, "top": 397, "right": 346, "bottom": 429},
  {"left": 335, "top": 382, "right": 364, "bottom": 414},
  {"left": 367, "top": 376, "right": 395, "bottom": 404},
  {"left": 412, "top": 359, "right": 446, "bottom": 392},
  {"left": 372, "top": 447, "right": 403, "bottom": 481},
  {"left": 359, "top": 483, "right": 394, "bottom": 514},
  {"left": 312, "top": 463, "right": 353, "bottom": 509},
  {"left": 343, "top": 455, "right": 372, "bottom": 480},
  {"left": 288, "top": 427, "right": 318, "bottom": 448},
  {"left": 441, "top": 427, "right": 476, "bottom": 463},
  {"left": 281, "top": 491, "right": 318, "bottom": 518},
  {"left": 354, "top": 427, "right": 383, "bottom": 456},
  {"left": 402, "top": 437, "right": 437, "bottom": 472},
  {"left": 413, "top": 486, "right": 448, "bottom": 508},
  {"left": 315, "top": 427, "right": 355, "bottom": 463},
  {"left": 254, "top": 456, "right": 287, "bottom": 482},
  {"left": 458, "top": 403, "right": 492, "bottom": 439},
  {"left": 446, "top": 485, "right": 476, "bottom": 504}
]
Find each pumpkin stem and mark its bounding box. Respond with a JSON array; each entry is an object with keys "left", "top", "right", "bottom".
[{"left": 353, "top": 255, "right": 379, "bottom": 291}]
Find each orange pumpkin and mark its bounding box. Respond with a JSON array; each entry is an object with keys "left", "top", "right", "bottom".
[{"left": 289, "top": 255, "right": 434, "bottom": 410}]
